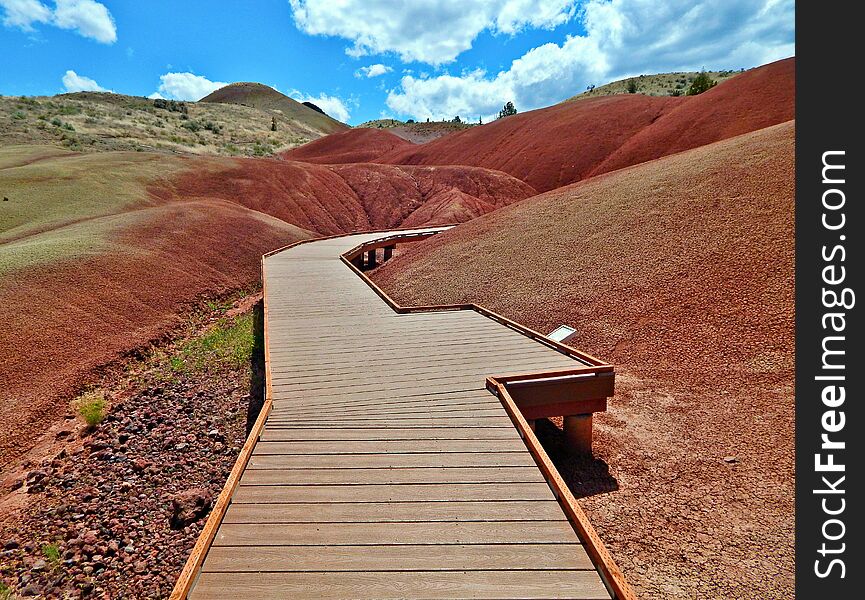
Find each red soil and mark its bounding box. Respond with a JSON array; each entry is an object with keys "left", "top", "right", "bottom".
[
  {"left": 380, "top": 94, "right": 683, "bottom": 192},
  {"left": 377, "top": 58, "right": 794, "bottom": 193},
  {"left": 0, "top": 199, "right": 310, "bottom": 465},
  {"left": 372, "top": 121, "right": 795, "bottom": 599},
  {"left": 281, "top": 128, "right": 414, "bottom": 164},
  {"left": 163, "top": 157, "right": 537, "bottom": 235},
  {"left": 1, "top": 155, "right": 534, "bottom": 467},
  {"left": 590, "top": 57, "right": 795, "bottom": 176}
]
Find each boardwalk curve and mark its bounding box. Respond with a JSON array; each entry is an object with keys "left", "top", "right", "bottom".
[{"left": 172, "top": 227, "right": 633, "bottom": 600}]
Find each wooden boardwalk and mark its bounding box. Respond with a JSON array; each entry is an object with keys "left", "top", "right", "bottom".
[{"left": 175, "top": 228, "right": 628, "bottom": 600}]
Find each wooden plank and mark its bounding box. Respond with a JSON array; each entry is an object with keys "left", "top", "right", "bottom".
[
  {"left": 222, "top": 500, "right": 567, "bottom": 523},
  {"left": 264, "top": 415, "right": 513, "bottom": 427},
  {"left": 269, "top": 359, "right": 570, "bottom": 389},
  {"left": 271, "top": 376, "right": 488, "bottom": 397},
  {"left": 214, "top": 521, "right": 580, "bottom": 546},
  {"left": 269, "top": 389, "right": 494, "bottom": 407},
  {"left": 266, "top": 336, "right": 527, "bottom": 358},
  {"left": 268, "top": 405, "right": 505, "bottom": 419},
  {"left": 251, "top": 439, "right": 527, "bottom": 455},
  {"left": 231, "top": 483, "right": 556, "bottom": 504},
  {"left": 190, "top": 570, "right": 611, "bottom": 600},
  {"left": 267, "top": 345, "right": 565, "bottom": 368},
  {"left": 240, "top": 466, "right": 545, "bottom": 486},
  {"left": 267, "top": 352, "right": 572, "bottom": 379},
  {"left": 246, "top": 452, "right": 537, "bottom": 470},
  {"left": 201, "top": 543, "right": 591, "bottom": 572},
  {"left": 259, "top": 427, "right": 517, "bottom": 442}
]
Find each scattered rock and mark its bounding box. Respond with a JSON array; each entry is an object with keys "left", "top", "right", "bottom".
[{"left": 169, "top": 488, "right": 213, "bottom": 529}]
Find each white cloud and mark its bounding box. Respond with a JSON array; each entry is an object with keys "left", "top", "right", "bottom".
[
  {"left": 61, "top": 69, "right": 110, "bottom": 92},
  {"left": 0, "top": 0, "right": 51, "bottom": 29},
  {"left": 0, "top": 0, "right": 116, "bottom": 43},
  {"left": 155, "top": 72, "right": 227, "bottom": 101},
  {"left": 355, "top": 63, "right": 393, "bottom": 78},
  {"left": 289, "top": 0, "right": 578, "bottom": 65},
  {"left": 53, "top": 0, "right": 115, "bottom": 43},
  {"left": 289, "top": 91, "right": 351, "bottom": 123},
  {"left": 386, "top": 0, "right": 795, "bottom": 121}
]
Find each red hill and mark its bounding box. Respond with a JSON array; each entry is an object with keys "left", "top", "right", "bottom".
[
  {"left": 371, "top": 121, "right": 794, "bottom": 599},
  {"left": 159, "top": 158, "right": 537, "bottom": 235},
  {"left": 282, "top": 128, "right": 415, "bottom": 164},
  {"left": 379, "top": 94, "right": 682, "bottom": 192},
  {"left": 377, "top": 57, "right": 794, "bottom": 193},
  {"left": 590, "top": 57, "right": 795, "bottom": 176}
]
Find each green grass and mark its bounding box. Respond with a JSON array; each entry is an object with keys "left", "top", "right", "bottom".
[
  {"left": 171, "top": 313, "right": 255, "bottom": 373},
  {"left": 0, "top": 581, "right": 12, "bottom": 600},
  {"left": 73, "top": 391, "right": 107, "bottom": 428},
  {"left": 41, "top": 543, "right": 61, "bottom": 565}
]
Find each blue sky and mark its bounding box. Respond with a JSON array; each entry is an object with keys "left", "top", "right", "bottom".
[{"left": 0, "top": 1, "right": 794, "bottom": 125}]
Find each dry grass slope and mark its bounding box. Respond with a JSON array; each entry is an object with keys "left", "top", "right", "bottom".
[
  {"left": 0, "top": 91, "right": 329, "bottom": 157},
  {"left": 568, "top": 69, "right": 742, "bottom": 99},
  {"left": 200, "top": 82, "right": 348, "bottom": 135}
]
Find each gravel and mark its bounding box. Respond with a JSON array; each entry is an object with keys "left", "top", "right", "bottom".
[{"left": 0, "top": 338, "right": 253, "bottom": 598}]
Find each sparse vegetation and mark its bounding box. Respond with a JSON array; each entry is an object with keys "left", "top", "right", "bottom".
[
  {"left": 41, "top": 543, "right": 61, "bottom": 566},
  {"left": 497, "top": 101, "right": 517, "bottom": 119},
  {"left": 152, "top": 98, "right": 188, "bottom": 113},
  {"left": 569, "top": 69, "right": 741, "bottom": 100},
  {"left": 687, "top": 71, "right": 717, "bottom": 95},
  {"left": 0, "top": 581, "right": 12, "bottom": 600},
  {"left": 73, "top": 391, "right": 107, "bottom": 429},
  {"left": 180, "top": 120, "right": 201, "bottom": 132},
  {"left": 0, "top": 91, "right": 329, "bottom": 156},
  {"left": 169, "top": 313, "right": 255, "bottom": 373}
]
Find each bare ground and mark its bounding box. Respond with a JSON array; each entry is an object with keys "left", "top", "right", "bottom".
[{"left": 0, "top": 293, "right": 264, "bottom": 598}]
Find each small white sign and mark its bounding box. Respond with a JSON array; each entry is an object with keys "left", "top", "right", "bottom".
[{"left": 548, "top": 325, "right": 576, "bottom": 342}]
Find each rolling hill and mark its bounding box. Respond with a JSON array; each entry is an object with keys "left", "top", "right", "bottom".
[
  {"left": 0, "top": 91, "right": 341, "bottom": 157},
  {"left": 282, "top": 128, "right": 414, "bottom": 164},
  {"left": 200, "top": 82, "right": 348, "bottom": 135},
  {"left": 369, "top": 57, "right": 793, "bottom": 192},
  {"left": 0, "top": 144, "right": 535, "bottom": 463},
  {"left": 568, "top": 69, "right": 742, "bottom": 99}
]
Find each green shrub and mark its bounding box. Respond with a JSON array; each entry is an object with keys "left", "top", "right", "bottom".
[
  {"left": 73, "top": 391, "right": 107, "bottom": 428},
  {"left": 687, "top": 71, "right": 717, "bottom": 95},
  {"left": 50, "top": 117, "right": 63, "bottom": 127},
  {"left": 626, "top": 79, "right": 638, "bottom": 93},
  {"left": 181, "top": 120, "right": 201, "bottom": 132},
  {"left": 497, "top": 101, "right": 517, "bottom": 119}
]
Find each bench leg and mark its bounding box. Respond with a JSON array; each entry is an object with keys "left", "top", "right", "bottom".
[{"left": 564, "top": 414, "right": 593, "bottom": 455}]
